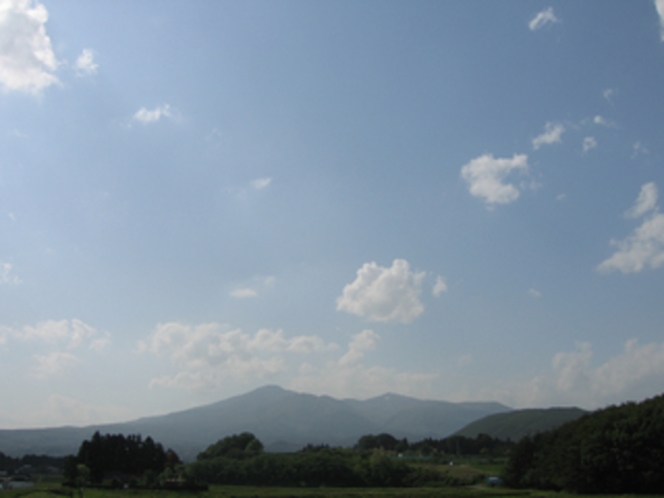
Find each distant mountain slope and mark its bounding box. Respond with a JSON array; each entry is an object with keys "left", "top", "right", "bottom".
[
  {"left": 454, "top": 407, "right": 587, "bottom": 441},
  {"left": 0, "top": 385, "right": 509, "bottom": 460}
]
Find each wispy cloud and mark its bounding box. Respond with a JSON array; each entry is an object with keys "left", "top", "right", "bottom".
[
  {"left": 337, "top": 259, "right": 425, "bottom": 323},
  {"left": 460, "top": 153, "right": 529, "bottom": 206},
  {"left": 532, "top": 122, "right": 565, "bottom": 150},
  {"left": 625, "top": 183, "right": 658, "bottom": 219},
  {"left": 598, "top": 183, "right": 664, "bottom": 274},
  {"left": 230, "top": 288, "right": 258, "bottom": 299},
  {"left": 133, "top": 104, "right": 172, "bottom": 124},
  {"left": 0, "top": 0, "right": 59, "bottom": 94},
  {"left": 0, "top": 262, "right": 21, "bottom": 285},
  {"left": 528, "top": 288, "right": 542, "bottom": 298},
  {"left": 251, "top": 177, "right": 272, "bottom": 190},
  {"left": 75, "top": 49, "right": 98, "bottom": 76},
  {"left": 593, "top": 115, "right": 615, "bottom": 128},
  {"left": 582, "top": 136, "right": 597, "bottom": 153},
  {"left": 656, "top": 0, "right": 664, "bottom": 41},
  {"left": 32, "top": 351, "right": 79, "bottom": 378},
  {"left": 529, "top": 7, "right": 559, "bottom": 31},
  {"left": 290, "top": 330, "right": 437, "bottom": 400},
  {"left": 432, "top": 276, "right": 448, "bottom": 297}
]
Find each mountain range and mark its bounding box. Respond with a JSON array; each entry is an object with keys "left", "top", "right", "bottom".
[{"left": 0, "top": 385, "right": 510, "bottom": 460}]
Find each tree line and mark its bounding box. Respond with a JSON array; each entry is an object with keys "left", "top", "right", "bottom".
[
  {"left": 61, "top": 430, "right": 508, "bottom": 489},
  {"left": 502, "top": 393, "right": 664, "bottom": 494}
]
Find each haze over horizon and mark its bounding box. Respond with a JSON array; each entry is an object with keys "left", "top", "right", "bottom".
[{"left": 2, "top": 0, "right": 664, "bottom": 430}]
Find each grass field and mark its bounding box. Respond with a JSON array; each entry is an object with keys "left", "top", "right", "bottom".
[{"left": 2, "top": 482, "right": 663, "bottom": 498}]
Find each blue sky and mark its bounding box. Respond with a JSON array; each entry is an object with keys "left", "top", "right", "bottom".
[{"left": 2, "top": 0, "right": 664, "bottom": 428}]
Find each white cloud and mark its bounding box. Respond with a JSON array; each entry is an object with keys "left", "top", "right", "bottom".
[
  {"left": 529, "top": 7, "right": 559, "bottom": 31},
  {"left": 556, "top": 193, "right": 566, "bottom": 201},
  {"left": 336, "top": 259, "right": 425, "bottom": 323},
  {"left": 32, "top": 351, "right": 79, "bottom": 377},
  {"left": 460, "top": 153, "right": 529, "bottom": 206},
  {"left": 603, "top": 88, "right": 614, "bottom": 104},
  {"left": 598, "top": 183, "right": 664, "bottom": 274},
  {"left": 290, "top": 330, "right": 437, "bottom": 400},
  {"left": 75, "top": 48, "right": 97, "bottom": 76},
  {"left": 582, "top": 136, "right": 597, "bottom": 153},
  {"left": 230, "top": 288, "right": 258, "bottom": 299},
  {"left": 133, "top": 104, "right": 172, "bottom": 124},
  {"left": 632, "top": 141, "right": 649, "bottom": 158},
  {"left": 251, "top": 177, "right": 271, "bottom": 190},
  {"left": 459, "top": 339, "right": 664, "bottom": 410},
  {"left": 528, "top": 288, "right": 542, "bottom": 298},
  {"left": 532, "top": 122, "right": 565, "bottom": 150},
  {"left": 142, "top": 322, "right": 336, "bottom": 391},
  {"left": 625, "top": 182, "right": 658, "bottom": 219},
  {"left": 338, "top": 329, "right": 379, "bottom": 366},
  {"left": 598, "top": 213, "right": 664, "bottom": 273},
  {"left": 39, "top": 394, "right": 131, "bottom": 427},
  {"left": 0, "top": 0, "right": 59, "bottom": 94},
  {"left": 552, "top": 339, "right": 664, "bottom": 406},
  {"left": 0, "top": 262, "right": 21, "bottom": 284},
  {"left": 432, "top": 276, "right": 447, "bottom": 297},
  {"left": 17, "top": 319, "right": 104, "bottom": 349},
  {"left": 593, "top": 115, "right": 615, "bottom": 127},
  {"left": 656, "top": 0, "right": 664, "bottom": 41}
]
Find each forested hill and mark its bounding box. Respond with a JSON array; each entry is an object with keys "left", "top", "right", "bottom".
[
  {"left": 503, "top": 393, "right": 664, "bottom": 494},
  {"left": 0, "top": 385, "right": 509, "bottom": 459},
  {"left": 454, "top": 407, "right": 587, "bottom": 441}
]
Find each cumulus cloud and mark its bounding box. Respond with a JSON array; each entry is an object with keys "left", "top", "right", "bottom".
[
  {"left": 529, "top": 7, "right": 559, "bottom": 31},
  {"left": 133, "top": 104, "right": 172, "bottom": 124},
  {"left": 17, "top": 319, "right": 103, "bottom": 349},
  {"left": 459, "top": 339, "right": 664, "bottom": 410},
  {"left": 532, "top": 122, "right": 565, "bottom": 149},
  {"left": 552, "top": 339, "right": 664, "bottom": 406},
  {"left": 656, "top": 0, "right": 664, "bottom": 41},
  {"left": 0, "top": 0, "right": 59, "bottom": 94},
  {"left": 0, "top": 262, "right": 21, "bottom": 284},
  {"left": 290, "top": 330, "right": 437, "bottom": 400},
  {"left": 251, "top": 177, "right": 271, "bottom": 190},
  {"left": 336, "top": 259, "right": 425, "bottom": 323},
  {"left": 460, "top": 153, "right": 529, "bottom": 206},
  {"left": 432, "top": 276, "right": 447, "bottom": 297},
  {"left": 338, "top": 329, "right": 379, "bottom": 366},
  {"left": 598, "top": 183, "right": 664, "bottom": 274},
  {"left": 141, "top": 322, "right": 336, "bottom": 391},
  {"left": 582, "top": 136, "right": 597, "bottom": 153},
  {"left": 75, "top": 48, "right": 97, "bottom": 76}
]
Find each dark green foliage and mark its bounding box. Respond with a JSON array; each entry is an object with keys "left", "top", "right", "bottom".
[
  {"left": 503, "top": 393, "right": 664, "bottom": 494},
  {"left": 66, "top": 431, "right": 167, "bottom": 484},
  {"left": 409, "top": 434, "right": 512, "bottom": 457},
  {"left": 197, "top": 432, "right": 264, "bottom": 460},
  {"left": 355, "top": 433, "right": 401, "bottom": 451},
  {"left": 188, "top": 445, "right": 412, "bottom": 487},
  {"left": 0, "top": 451, "right": 66, "bottom": 474}
]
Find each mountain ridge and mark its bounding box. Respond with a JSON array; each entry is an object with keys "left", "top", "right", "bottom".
[{"left": 0, "top": 385, "right": 510, "bottom": 459}]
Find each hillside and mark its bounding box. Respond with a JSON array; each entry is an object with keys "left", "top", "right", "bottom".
[
  {"left": 454, "top": 407, "right": 587, "bottom": 441},
  {"left": 0, "top": 385, "right": 509, "bottom": 460},
  {"left": 504, "top": 393, "right": 664, "bottom": 493}
]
